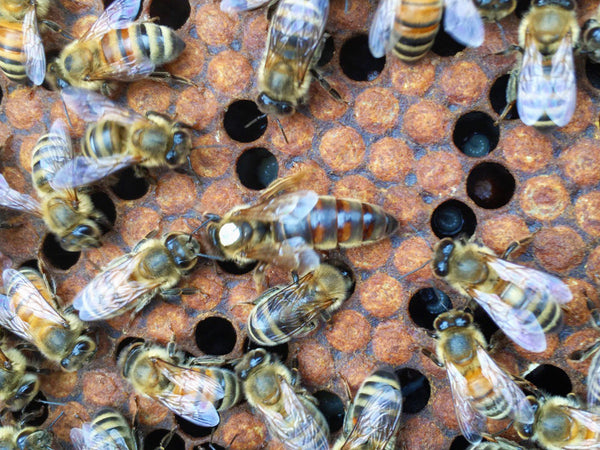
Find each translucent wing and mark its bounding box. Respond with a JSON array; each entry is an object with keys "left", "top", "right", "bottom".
[
  {"left": 70, "top": 426, "right": 88, "bottom": 450},
  {"left": 587, "top": 349, "right": 600, "bottom": 411},
  {"left": 50, "top": 154, "right": 140, "bottom": 190},
  {"left": 517, "top": 37, "right": 546, "bottom": 126},
  {"left": 37, "top": 119, "right": 74, "bottom": 180},
  {"left": 235, "top": 191, "right": 319, "bottom": 222},
  {"left": 444, "top": 0, "right": 484, "bottom": 47},
  {"left": 82, "top": 0, "right": 142, "bottom": 41},
  {"left": 476, "top": 347, "right": 534, "bottom": 425},
  {"left": 266, "top": 0, "right": 329, "bottom": 87},
  {"left": 85, "top": 57, "right": 156, "bottom": 82},
  {"left": 71, "top": 423, "right": 133, "bottom": 450},
  {"left": 547, "top": 35, "right": 576, "bottom": 127},
  {"left": 368, "top": 0, "right": 400, "bottom": 57},
  {"left": 0, "top": 174, "right": 41, "bottom": 216},
  {"left": 72, "top": 252, "right": 163, "bottom": 321},
  {"left": 470, "top": 288, "right": 546, "bottom": 352},
  {"left": 0, "top": 293, "right": 33, "bottom": 342},
  {"left": 242, "top": 236, "right": 321, "bottom": 274},
  {"left": 446, "top": 361, "right": 485, "bottom": 444},
  {"left": 562, "top": 407, "right": 600, "bottom": 449},
  {"left": 153, "top": 358, "right": 224, "bottom": 427},
  {"left": 23, "top": 6, "right": 45, "bottom": 86},
  {"left": 61, "top": 87, "right": 143, "bottom": 124},
  {"left": 220, "top": 0, "right": 273, "bottom": 13}
]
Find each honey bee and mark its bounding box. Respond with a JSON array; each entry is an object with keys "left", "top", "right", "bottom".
[
  {"left": 247, "top": 262, "right": 354, "bottom": 346},
  {"left": 0, "top": 0, "right": 50, "bottom": 85},
  {"left": 504, "top": 0, "right": 579, "bottom": 127},
  {"left": 0, "top": 266, "right": 96, "bottom": 372},
  {"left": 70, "top": 407, "right": 139, "bottom": 450},
  {"left": 424, "top": 309, "right": 534, "bottom": 444},
  {"left": 515, "top": 394, "right": 600, "bottom": 449},
  {"left": 432, "top": 236, "right": 572, "bottom": 353},
  {"left": 369, "top": 0, "right": 484, "bottom": 62},
  {"left": 46, "top": 0, "right": 186, "bottom": 95},
  {"left": 0, "top": 341, "right": 40, "bottom": 411},
  {"left": 48, "top": 87, "right": 193, "bottom": 190},
  {"left": 0, "top": 119, "right": 108, "bottom": 251},
  {"left": 0, "top": 423, "right": 53, "bottom": 450},
  {"left": 569, "top": 307, "right": 600, "bottom": 410},
  {"left": 235, "top": 349, "right": 329, "bottom": 450},
  {"left": 581, "top": 5, "right": 600, "bottom": 63},
  {"left": 203, "top": 171, "right": 398, "bottom": 277},
  {"left": 72, "top": 231, "right": 202, "bottom": 322},
  {"left": 473, "top": 0, "right": 516, "bottom": 22},
  {"left": 118, "top": 340, "right": 241, "bottom": 427},
  {"left": 332, "top": 369, "right": 402, "bottom": 450},
  {"left": 466, "top": 438, "right": 525, "bottom": 450}
]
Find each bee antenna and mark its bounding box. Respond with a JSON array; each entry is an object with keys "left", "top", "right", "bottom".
[
  {"left": 36, "top": 400, "right": 66, "bottom": 406},
  {"left": 46, "top": 411, "right": 65, "bottom": 430},
  {"left": 244, "top": 113, "right": 267, "bottom": 129},
  {"left": 275, "top": 117, "right": 289, "bottom": 144},
  {"left": 61, "top": 95, "right": 73, "bottom": 129},
  {"left": 189, "top": 214, "right": 221, "bottom": 237},
  {"left": 398, "top": 259, "right": 431, "bottom": 281},
  {"left": 186, "top": 154, "right": 203, "bottom": 186}
]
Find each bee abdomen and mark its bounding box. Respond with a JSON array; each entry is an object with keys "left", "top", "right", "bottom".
[
  {"left": 271, "top": 0, "right": 327, "bottom": 56},
  {"left": 502, "top": 283, "right": 562, "bottom": 332},
  {"left": 468, "top": 370, "right": 511, "bottom": 419},
  {"left": 91, "top": 409, "right": 137, "bottom": 449},
  {"left": 350, "top": 370, "right": 402, "bottom": 428},
  {"left": 392, "top": 0, "right": 442, "bottom": 62},
  {"left": 32, "top": 133, "right": 71, "bottom": 194},
  {"left": 0, "top": 20, "right": 26, "bottom": 83},
  {"left": 82, "top": 120, "right": 125, "bottom": 159},
  {"left": 212, "top": 368, "right": 241, "bottom": 411}
]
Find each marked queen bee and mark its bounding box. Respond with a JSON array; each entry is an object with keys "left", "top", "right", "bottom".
[
  {"left": 368, "top": 0, "right": 484, "bottom": 62},
  {"left": 432, "top": 236, "right": 572, "bottom": 353},
  {"left": 48, "top": 87, "right": 193, "bottom": 190},
  {"left": 46, "top": 0, "right": 186, "bottom": 95},
  {"left": 0, "top": 119, "right": 108, "bottom": 251},
  {"left": 0, "top": 267, "right": 97, "bottom": 371},
  {"left": 424, "top": 309, "right": 535, "bottom": 444}
]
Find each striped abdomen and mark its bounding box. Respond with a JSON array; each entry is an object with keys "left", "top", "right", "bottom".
[
  {"left": 0, "top": 19, "right": 26, "bottom": 83},
  {"left": 99, "top": 23, "right": 185, "bottom": 73},
  {"left": 32, "top": 131, "right": 71, "bottom": 195},
  {"left": 276, "top": 196, "right": 398, "bottom": 250},
  {"left": 283, "top": 396, "right": 330, "bottom": 449},
  {"left": 82, "top": 120, "right": 126, "bottom": 159},
  {"left": 87, "top": 409, "right": 138, "bottom": 450},
  {"left": 464, "top": 364, "right": 512, "bottom": 419},
  {"left": 197, "top": 367, "right": 241, "bottom": 411},
  {"left": 392, "top": 0, "right": 442, "bottom": 62}
]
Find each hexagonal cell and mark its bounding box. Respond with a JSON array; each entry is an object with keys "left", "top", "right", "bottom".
[
  {"left": 408, "top": 288, "right": 453, "bottom": 330},
  {"left": 224, "top": 100, "right": 268, "bottom": 143},
  {"left": 431, "top": 199, "right": 477, "bottom": 239},
  {"left": 489, "top": 74, "right": 519, "bottom": 121},
  {"left": 524, "top": 364, "right": 573, "bottom": 397},
  {"left": 150, "top": 0, "right": 191, "bottom": 29},
  {"left": 236, "top": 147, "right": 279, "bottom": 190},
  {"left": 40, "top": 234, "right": 80, "bottom": 271},
  {"left": 339, "top": 34, "right": 385, "bottom": 82},
  {"left": 396, "top": 368, "right": 431, "bottom": 414},
  {"left": 145, "top": 429, "right": 186, "bottom": 450},
  {"left": 195, "top": 316, "right": 237, "bottom": 355},
  {"left": 453, "top": 111, "right": 499, "bottom": 157},
  {"left": 109, "top": 168, "right": 150, "bottom": 201},
  {"left": 467, "top": 162, "right": 515, "bottom": 209},
  {"left": 314, "top": 390, "right": 345, "bottom": 433}
]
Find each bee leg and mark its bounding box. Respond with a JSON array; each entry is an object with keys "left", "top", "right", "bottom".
[
  {"left": 149, "top": 71, "right": 199, "bottom": 88},
  {"left": 421, "top": 348, "right": 444, "bottom": 367},
  {"left": 493, "top": 44, "right": 523, "bottom": 56},
  {"left": 339, "top": 374, "right": 352, "bottom": 403},
  {"left": 253, "top": 264, "right": 268, "bottom": 292},
  {"left": 161, "top": 287, "right": 198, "bottom": 300},
  {"left": 501, "top": 234, "right": 536, "bottom": 260},
  {"left": 40, "top": 20, "right": 74, "bottom": 40},
  {"left": 100, "top": 82, "right": 117, "bottom": 97},
  {"left": 566, "top": 392, "right": 582, "bottom": 407},
  {"left": 569, "top": 339, "right": 600, "bottom": 361},
  {"left": 310, "top": 68, "right": 344, "bottom": 103},
  {"left": 156, "top": 427, "right": 178, "bottom": 450}
]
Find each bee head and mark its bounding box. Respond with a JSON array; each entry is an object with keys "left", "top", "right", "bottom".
[
  {"left": 61, "top": 336, "right": 96, "bottom": 372},
  {"left": 165, "top": 128, "right": 192, "bottom": 167},
  {"left": 164, "top": 232, "right": 201, "bottom": 271},
  {"left": 61, "top": 222, "right": 102, "bottom": 251},
  {"left": 433, "top": 309, "right": 472, "bottom": 332},
  {"left": 256, "top": 92, "right": 294, "bottom": 117},
  {"left": 533, "top": 0, "right": 574, "bottom": 9},
  {"left": 514, "top": 395, "right": 539, "bottom": 439},
  {"left": 236, "top": 349, "right": 269, "bottom": 380},
  {"left": 432, "top": 238, "right": 455, "bottom": 278},
  {"left": 218, "top": 221, "right": 253, "bottom": 249},
  {"left": 16, "top": 429, "right": 53, "bottom": 450},
  {"left": 62, "top": 47, "right": 94, "bottom": 77}
]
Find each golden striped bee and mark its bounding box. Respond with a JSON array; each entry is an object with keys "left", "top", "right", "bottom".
[
  {"left": 432, "top": 236, "right": 572, "bottom": 353},
  {"left": 118, "top": 340, "right": 241, "bottom": 427},
  {"left": 332, "top": 369, "right": 402, "bottom": 450},
  {"left": 0, "top": 341, "right": 40, "bottom": 412},
  {"left": 515, "top": 394, "right": 600, "bottom": 449},
  {"left": 504, "top": 0, "right": 579, "bottom": 127},
  {"left": 70, "top": 407, "right": 139, "bottom": 450},
  {"left": 0, "top": 423, "right": 53, "bottom": 450},
  {"left": 203, "top": 171, "right": 398, "bottom": 277},
  {"left": 581, "top": 5, "right": 600, "bottom": 63},
  {"left": 72, "top": 231, "right": 202, "bottom": 322},
  {"left": 247, "top": 262, "right": 354, "bottom": 346},
  {"left": 48, "top": 87, "right": 193, "bottom": 190},
  {"left": 0, "top": 267, "right": 96, "bottom": 371},
  {"left": 368, "top": 0, "right": 484, "bottom": 62},
  {"left": 0, "top": 119, "right": 108, "bottom": 251},
  {"left": 424, "top": 309, "right": 534, "bottom": 444},
  {"left": 473, "top": 0, "right": 516, "bottom": 22},
  {"left": 235, "top": 349, "right": 329, "bottom": 450},
  {"left": 46, "top": 0, "right": 185, "bottom": 95}
]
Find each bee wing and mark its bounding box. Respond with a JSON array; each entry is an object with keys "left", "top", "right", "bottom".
[
  {"left": 562, "top": 407, "right": 600, "bottom": 446},
  {"left": 220, "top": 0, "right": 272, "bottom": 13},
  {"left": 86, "top": 57, "right": 156, "bottom": 82},
  {"left": 72, "top": 252, "right": 162, "bottom": 321},
  {"left": 23, "top": 6, "right": 45, "bottom": 86},
  {"left": 443, "top": 0, "right": 484, "bottom": 47},
  {"left": 71, "top": 423, "right": 131, "bottom": 450},
  {"left": 587, "top": 350, "right": 600, "bottom": 411},
  {"left": 153, "top": 358, "right": 224, "bottom": 427},
  {"left": 0, "top": 174, "right": 42, "bottom": 216},
  {"left": 239, "top": 191, "right": 319, "bottom": 222},
  {"left": 470, "top": 289, "right": 546, "bottom": 353},
  {"left": 243, "top": 236, "right": 321, "bottom": 274},
  {"left": 368, "top": 0, "right": 400, "bottom": 57},
  {"left": 476, "top": 346, "right": 535, "bottom": 425},
  {"left": 61, "top": 87, "right": 142, "bottom": 124},
  {"left": 547, "top": 35, "right": 576, "bottom": 127},
  {"left": 82, "top": 0, "right": 142, "bottom": 41},
  {"left": 0, "top": 293, "right": 33, "bottom": 343},
  {"left": 517, "top": 37, "right": 547, "bottom": 126},
  {"left": 486, "top": 257, "right": 572, "bottom": 305},
  {"left": 70, "top": 425, "right": 88, "bottom": 450},
  {"left": 445, "top": 361, "right": 485, "bottom": 444},
  {"left": 50, "top": 154, "right": 140, "bottom": 190}
]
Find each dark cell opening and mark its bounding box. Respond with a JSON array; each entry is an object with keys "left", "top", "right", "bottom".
[
  {"left": 313, "top": 390, "right": 345, "bottom": 433},
  {"left": 490, "top": 74, "right": 519, "bottom": 120},
  {"left": 109, "top": 167, "right": 150, "bottom": 201},
  {"left": 243, "top": 338, "right": 289, "bottom": 362},
  {"left": 525, "top": 364, "right": 572, "bottom": 397},
  {"left": 196, "top": 444, "right": 226, "bottom": 450},
  {"left": 145, "top": 429, "right": 186, "bottom": 450},
  {"left": 317, "top": 34, "right": 335, "bottom": 67},
  {"left": 40, "top": 234, "right": 80, "bottom": 271},
  {"left": 217, "top": 259, "right": 258, "bottom": 275},
  {"left": 430, "top": 199, "right": 477, "bottom": 239},
  {"left": 408, "top": 288, "right": 453, "bottom": 330},
  {"left": 174, "top": 416, "right": 214, "bottom": 438},
  {"left": 515, "top": 0, "right": 531, "bottom": 18},
  {"left": 149, "top": 0, "right": 191, "bottom": 29},
  {"left": 467, "top": 162, "right": 515, "bottom": 209},
  {"left": 472, "top": 304, "right": 499, "bottom": 344},
  {"left": 236, "top": 148, "right": 279, "bottom": 190},
  {"left": 453, "top": 111, "right": 499, "bottom": 157},
  {"left": 586, "top": 60, "right": 600, "bottom": 90},
  {"left": 449, "top": 435, "right": 471, "bottom": 450},
  {"left": 13, "top": 392, "right": 48, "bottom": 426},
  {"left": 90, "top": 191, "right": 117, "bottom": 233},
  {"left": 18, "top": 259, "right": 39, "bottom": 270},
  {"left": 396, "top": 368, "right": 430, "bottom": 414},
  {"left": 339, "top": 34, "right": 385, "bottom": 82},
  {"left": 195, "top": 317, "right": 237, "bottom": 356},
  {"left": 224, "top": 100, "right": 268, "bottom": 143},
  {"left": 431, "top": 20, "right": 466, "bottom": 57},
  {"left": 114, "top": 336, "right": 145, "bottom": 362}
]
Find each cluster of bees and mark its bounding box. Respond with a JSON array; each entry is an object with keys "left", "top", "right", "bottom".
[{"left": 0, "top": 0, "right": 595, "bottom": 448}]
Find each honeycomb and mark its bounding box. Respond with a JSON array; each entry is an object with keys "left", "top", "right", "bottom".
[{"left": 0, "top": 0, "right": 599, "bottom": 448}]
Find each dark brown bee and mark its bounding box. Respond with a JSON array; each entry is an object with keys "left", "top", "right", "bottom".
[{"left": 582, "top": 5, "right": 600, "bottom": 63}]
